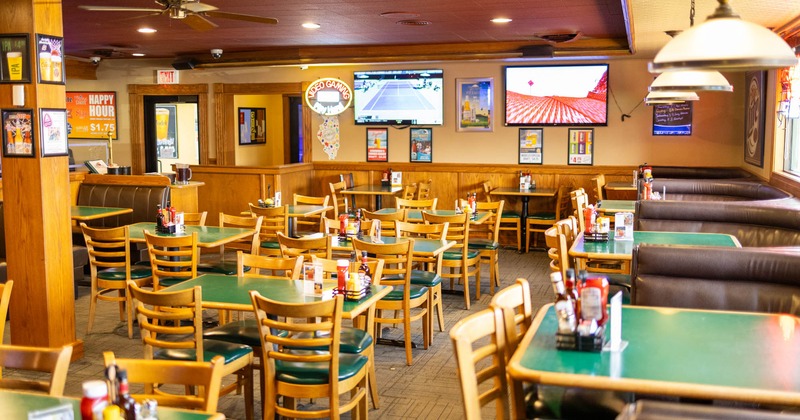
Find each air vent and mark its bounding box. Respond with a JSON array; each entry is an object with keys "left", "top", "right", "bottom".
[
  {"left": 397, "top": 19, "right": 431, "bottom": 26},
  {"left": 380, "top": 11, "right": 420, "bottom": 19}
]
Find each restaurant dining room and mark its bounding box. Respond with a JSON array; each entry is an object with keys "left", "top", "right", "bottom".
[{"left": 3, "top": 0, "right": 800, "bottom": 418}]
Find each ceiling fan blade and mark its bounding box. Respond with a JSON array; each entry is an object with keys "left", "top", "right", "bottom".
[
  {"left": 182, "top": 2, "right": 218, "bottom": 13},
  {"left": 78, "top": 5, "right": 164, "bottom": 13},
  {"left": 183, "top": 14, "right": 218, "bottom": 32},
  {"left": 204, "top": 11, "right": 278, "bottom": 25}
]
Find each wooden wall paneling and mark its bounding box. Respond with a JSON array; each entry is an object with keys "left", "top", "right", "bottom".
[
  {"left": 193, "top": 171, "right": 262, "bottom": 227},
  {"left": 128, "top": 93, "right": 144, "bottom": 173}
]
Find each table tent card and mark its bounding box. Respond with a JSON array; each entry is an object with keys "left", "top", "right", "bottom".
[{"left": 614, "top": 212, "right": 634, "bottom": 241}]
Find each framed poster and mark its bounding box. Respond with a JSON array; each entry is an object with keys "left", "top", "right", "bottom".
[
  {"left": 155, "top": 105, "right": 178, "bottom": 159},
  {"left": 0, "top": 34, "right": 31, "bottom": 83},
  {"left": 66, "top": 91, "right": 118, "bottom": 139},
  {"left": 35, "top": 34, "right": 64, "bottom": 85},
  {"left": 456, "top": 77, "right": 493, "bottom": 132},
  {"left": 567, "top": 128, "right": 593, "bottom": 165},
  {"left": 519, "top": 128, "right": 543, "bottom": 164},
  {"left": 2, "top": 109, "right": 35, "bottom": 157},
  {"left": 744, "top": 71, "right": 766, "bottom": 168},
  {"left": 238, "top": 107, "right": 267, "bottom": 145},
  {"left": 410, "top": 127, "right": 432, "bottom": 163},
  {"left": 40, "top": 108, "right": 68, "bottom": 156},
  {"left": 653, "top": 102, "right": 692, "bottom": 136},
  {"left": 366, "top": 127, "right": 388, "bottom": 162}
]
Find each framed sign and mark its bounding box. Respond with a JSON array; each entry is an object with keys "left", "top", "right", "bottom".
[
  {"left": 2, "top": 109, "right": 35, "bottom": 157},
  {"left": 519, "top": 128, "right": 543, "bottom": 164},
  {"left": 567, "top": 128, "right": 593, "bottom": 165},
  {"left": 456, "top": 77, "right": 493, "bottom": 132},
  {"left": 156, "top": 105, "right": 178, "bottom": 158},
  {"left": 410, "top": 127, "right": 432, "bottom": 163},
  {"left": 66, "top": 91, "right": 118, "bottom": 139},
  {"left": 40, "top": 108, "right": 68, "bottom": 156},
  {"left": 744, "top": 71, "right": 766, "bottom": 168},
  {"left": 653, "top": 102, "right": 692, "bottom": 136},
  {"left": 366, "top": 127, "right": 388, "bottom": 162},
  {"left": 35, "top": 34, "right": 64, "bottom": 85},
  {"left": 0, "top": 34, "right": 31, "bottom": 83},
  {"left": 238, "top": 107, "right": 267, "bottom": 145}
]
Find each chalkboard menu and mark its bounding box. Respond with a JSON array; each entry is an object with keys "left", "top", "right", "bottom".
[{"left": 652, "top": 102, "right": 692, "bottom": 136}]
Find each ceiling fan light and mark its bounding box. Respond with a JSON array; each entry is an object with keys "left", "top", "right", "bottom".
[
  {"left": 169, "top": 8, "right": 186, "bottom": 19},
  {"left": 646, "top": 90, "right": 700, "bottom": 102},
  {"left": 650, "top": 1, "right": 796, "bottom": 72},
  {"left": 649, "top": 70, "right": 733, "bottom": 92}
]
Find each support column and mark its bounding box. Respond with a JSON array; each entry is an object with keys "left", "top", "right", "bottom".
[{"left": 0, "top": 0, "right": 81, "bottom": 357}]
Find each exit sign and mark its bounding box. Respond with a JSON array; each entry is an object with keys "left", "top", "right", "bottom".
[{"left": 156, "top": 69, "right": 179, "bottom": 84}]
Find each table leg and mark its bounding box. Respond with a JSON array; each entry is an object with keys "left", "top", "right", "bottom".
[
  {"left": 288, "top": 217, "right": 297, "bottom": 238},
  {"left": 520, "top": 196, "right": 530, "bottom": 252},
  {"left": 375, "top": 195, "right": 382, "bottom": 210}
]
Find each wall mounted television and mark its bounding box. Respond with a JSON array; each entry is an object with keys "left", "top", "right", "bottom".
[
  {"left": 504, "top": 64, "right": 609, "bottom": 126},
  {"left": 353, "top": 69, "right": 444, "bottom": 125}
]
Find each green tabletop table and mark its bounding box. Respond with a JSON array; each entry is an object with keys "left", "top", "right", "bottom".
[
  {"left": 507, "top": 304, "right": 800, "bottom": 412},
  {"left": 127, "top": 222, "right": 255, "bottom": 248},
  {"left": 569, "top": 231, "right": 740, "bottom": 269},
  {"left": 596, "top": 199, "right": 636, "bottom": 214},
  {"left": 605, "top": 182, "right": 638, "bottom": 200},
  {"left": 0, "top": 389, "right": 224, "bottom": 419},
  {"left": 375, "top": 208, "right": 490, "bottom": 224},
  {"left": 489, "top": 187, "right": 558, "bottom": 246},
  {"left": 71, "top": 205, "right": 133, "bottom": 221},
  {"left": 331, "top": 235, "right": 455, "bottom": 257},
  {"left": 341, "top": 185, "right": 403, "bottom": 210}
]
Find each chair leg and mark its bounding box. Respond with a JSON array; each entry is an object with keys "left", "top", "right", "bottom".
[
  {"left": 243, "top": 366, "right": 254, "bottom": 420},
  {"left": 366, "top": 345, "right": 379, "bottom": 409},
  {"left": 516, "top": 223, "right": 522, "bottom": 252},
  {"left": 126, "top": 292, "right": 134, "bottom": 339},
  {"left": 433, "top": 285, "right": 444, "bottom": 332},
  {"left": 422, "top": 305, "right": 430, "bottom": 350},
  {"left": 404, "top": 309, "right": 413, "bottom": 366},
  {"left": 87, "top": 292, "right": 97, "bottom": 335},
  {"left": 462, "top": 267, "right": 471, "bottom": 310}
]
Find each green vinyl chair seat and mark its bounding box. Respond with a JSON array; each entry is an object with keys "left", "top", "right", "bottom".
[
  {"left": 443, "top": 250, "right": 480, "bottom": 260},
  {"left": 468, "top": 238, "right": 500, "bottom": 250},
  {"left": 383, "top": 270, "right": 442, "bottom": 287},
  {"left": 197, "top": 261, "right": 251, "bottom": 276},
  {"left": 501, "top": 211, "right": 521, "bottom": 218},
  {"left": 260, "top": 240, "right": 281, "bottom": 250},
  {"left": 97, "top": 266, "right": 152, "bottom": 281},
  {"left": 204, "top": 320, "right": 372, "bottom": 354},
  {"left": 527, "top": 212, "right": 556, "bottom": 220},
  {"left": 275, "top": 353, "right": 368, "bottom": 385},
  {"left": 290, "top": 329, "right": 373, "bottom": 354},
  {"left": 153, "top": 339, "right": 253, "bottom": 364},
  {"left": 382, "top": 285, "right": 428, "bottom": 301}
]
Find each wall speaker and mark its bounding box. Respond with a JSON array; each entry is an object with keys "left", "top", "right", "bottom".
[
  {"left": 519, "top": 45, "right": 555, "bottom": 58},
  {"left": 171, "top": 58, "right": 197, "bottom": 70}
]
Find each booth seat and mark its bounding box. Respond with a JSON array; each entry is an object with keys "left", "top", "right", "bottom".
[
  {"left": 631, "top": 244, "right": 800, "bottom": 316},
  {"left": 76, "top": 174, "right": 170, "bottom": 228},
  {"left": 642, "top": 165, "right": 754, "bottom": 180},
  {"left": 645, "top": 179, "right": 792, "bottom": 202},
  {"left": 634, "top": 200, "right": 800, "bottom": 247}
]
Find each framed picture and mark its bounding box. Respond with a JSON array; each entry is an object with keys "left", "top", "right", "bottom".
[
  {"left": 66, "top": 91, "right": 118, "bottom": 139},
  {"left": 0, "top": 34, "right": 31, "bottom": 83},
  {"left": 366, "top": 127, "right": 388, "bottom": 162},
  {"left": 410, "top": 127, "right": 433, "bottom": 163},
  {"left": 155, "top": 104, "right": 178, "bottom": 158},
  {"left": 744, "top": 71, "right": 766, "bottom": 168},
  {"left": 519, "top": 128, "right": 543, "bottom": 164},
  {"left": 567, "top": 128, "right": 594, "bottom": 165},
  {"left": 456, "top": 77, "right": 493, "bottom": 132},
  {"left": 35, "top": 34, "right": 64, "bottom": 85},
  {"left": 39, "top": 108, "right": 68, "bottom": 157},
  {"left": 2, "top": 109, "right": 35, "bottom": 157},
  {"left": 238, "top": 107, "right": 267, "bottom": 145}
]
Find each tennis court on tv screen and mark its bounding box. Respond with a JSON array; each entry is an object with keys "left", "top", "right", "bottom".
[{"left": 354, "top": 70, "right": 443, "bottom": 124}]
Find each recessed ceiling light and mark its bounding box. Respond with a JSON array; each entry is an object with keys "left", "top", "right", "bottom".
[
  {"left": 137, "top": 28, "right": 157, "bottom": 34},
  {"left": 302, "top": 23, "right": 321, "bottom": 29},
  {"left": 491, "top": 18, "right": 512, "bottom": 24},
  {"left": 131, "top": 53, "right": 145, "bottom": 57}
]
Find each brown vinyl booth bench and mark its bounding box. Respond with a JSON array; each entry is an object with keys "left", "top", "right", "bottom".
[{"left": 642, "top": 179, "right": 792, "bottom": 202}]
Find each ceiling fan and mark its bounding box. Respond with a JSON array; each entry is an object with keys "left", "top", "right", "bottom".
[{"left": 78, "top": 0, "right": 278, "bottom": 32}]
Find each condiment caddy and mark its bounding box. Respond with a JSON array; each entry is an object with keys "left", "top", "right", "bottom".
[{"left": 551, "top": 270, "right": 609, "bottom": 352}]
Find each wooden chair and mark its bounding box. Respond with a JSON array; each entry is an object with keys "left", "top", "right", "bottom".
[
  {"left": 277, "top": 232, "right": 332, "bottom": 259},
  {"left": 396, "top": 197, "right": 438, "bottom": 211},
  {"left": 466, "top": 200, "right": 505, "bottom": 292},
  {"left": 362, "top": 208, "right": 405, "bottom": 237},
  {"left": 0, "top": 281, "right": 13, "bottom": 344},
  {"left": 144, "top": 231, "right": 199, "bottom": 290},
  {"left": 0, "top": 344, "right": 72, "bottom": 396},
  {"left": 569, "top": 191, "right": 629, "bottom": 274},
  {"left": 103, "top": 351, "right": 225, "bottom": 413},
  {"left": 352, "top": 238, "right": 429, "bottom": 366},
  {"left": 526, "top": 185, "right": 570, "bottom": 251},
  {"left": 402, "top": 183, "right": 417, "bottom": 200},
  {"left": 248, "top": 203, "right": 288, "bottom": 257},
  {"left": 293, "top": 193, "right": 331, "bottom": 235},
  {"left": 571, "top": 189, "right": 589, "bottom": 230},
  {"left": 394, "top": 220, "right": 448, "bottom": 338},
  {"left": 545, "top": 225, "right": 567, "bottom": 277},
  {"left": 129, "top": 281, "right": 255, "bottom": 420},
  {"left": 320, "top": 216, "right": 376, "bottom": 236},
  {"left": 250, "top": 292, "right": 368, "bottom": 419},
  {"left": 422, "top": 212, "right": 481, "bottom": 310},
  {"left": 484, "top": 181, "right": 522, "bottom": 251},
  {"left": 592, "top": 174, "right": 607, "bottom": 203},
  {"left": 182, "top": 211, "right": 208, "bottom": 226},
  {"left": 81, "top": 223, "right": 153, "bottom": 337},
  {"left": 449, "top": 307, "right": 512, "bottom": 420},
  {"left": 416, "top": 179, "right": 433, "bottom": 199},
  {"left": 329, "top": 180, "right": 348, "bottom": 219},
  {"left": 197, "top": 213, "right": 262, "bottom": 275},
  {"left": 237, "top": 251, "right": 303, "bottom": 278}
]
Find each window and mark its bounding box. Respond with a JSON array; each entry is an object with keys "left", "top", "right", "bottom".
[{"left": 784, "top": 117, "right": 800, "bottom": 175}]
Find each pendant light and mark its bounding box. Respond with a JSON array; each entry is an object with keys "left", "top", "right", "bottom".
[
  {"left": 649, "top": 69, "right": 733, "bottom": 92},
  {"left": 645, "top": 90, "right": 700, "bottom": 105},
  {"left": 650, "top": 0, "right": 796, "bottom": 72}
]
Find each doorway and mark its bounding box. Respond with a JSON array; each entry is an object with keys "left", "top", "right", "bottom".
[{"left": 143, "top": 95, "right": 199, "bottom": 174}]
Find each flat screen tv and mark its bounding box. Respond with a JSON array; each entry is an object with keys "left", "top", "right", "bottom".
[
  {"left": 353, "top": 69, "right": 444, "bottom": 125},
  {"left": 504, "top": 64, "right": 609, "bottom": 126}
]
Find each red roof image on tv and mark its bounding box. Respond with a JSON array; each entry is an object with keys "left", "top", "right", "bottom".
[{"left": 504, "top": 64, "right": 609, "bottom": 126}]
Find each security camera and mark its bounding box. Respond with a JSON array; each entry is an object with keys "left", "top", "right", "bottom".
[
  {"left": 90, "top": 56, "right": 101, "bottom": 65},
  {"left": 210, "top": 49, "right": 223, "bottom": 59}
]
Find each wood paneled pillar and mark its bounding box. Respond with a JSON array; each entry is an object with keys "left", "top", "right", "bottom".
[{"left": 0, "top": 0, "right": 80, "bottom": 357}]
